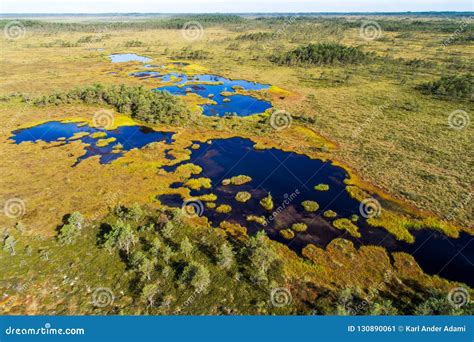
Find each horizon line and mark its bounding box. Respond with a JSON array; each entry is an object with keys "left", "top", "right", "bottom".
[{"left": 1, "top": 10, "right": 473, "bottom": 15}]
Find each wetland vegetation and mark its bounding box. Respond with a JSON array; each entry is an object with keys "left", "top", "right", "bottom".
[{"left": 0, "top": 12, "right": 472, "bottom": 316}]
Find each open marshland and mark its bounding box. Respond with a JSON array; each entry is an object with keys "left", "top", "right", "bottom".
[{"left": 0, "top": 14, "right": 472, "bottom": 315}]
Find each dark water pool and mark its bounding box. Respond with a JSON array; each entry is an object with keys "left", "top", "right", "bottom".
[
  {"left": 10, "top": 122, "right": 174, "bottom": 165},
  {"left": 150, "top": 73, "right": 272, "bottom": 116},
  {"left": 159, "top": 137, "right": 474, "bottom": 286}
]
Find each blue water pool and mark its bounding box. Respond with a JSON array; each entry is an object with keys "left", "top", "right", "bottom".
[
  {"left": 109, "top": 53, "right": 152, "bottom": 63},
  {"left": 159, "top": 137, "right": 474, "bottom": 286},
  {"left": 10, "top": 121, "right": 174, "bottom": 165},
  {"left": 152, "top": 73, "right": 272, "bottom": 116}
]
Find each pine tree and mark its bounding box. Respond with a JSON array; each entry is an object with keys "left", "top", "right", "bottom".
[{"left": 217, "top": 242, "right": 234, "bottom": 270}]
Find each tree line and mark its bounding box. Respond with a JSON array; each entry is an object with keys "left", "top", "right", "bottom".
[
  {"left": 33, "top": 84, "right": 192, "bottom": 125},
  {"left": 270, "top": 43, "right": 372, "bottom": 66}
]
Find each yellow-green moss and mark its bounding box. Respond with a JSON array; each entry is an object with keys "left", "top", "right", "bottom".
[
  {"left": 260, "top": 193, "right": 274, "bottom": 211},
  {"left": 222, "top": 175, "right": 252, "bottom": 186},
  {"left": 323, "top": 210, "right": 337, "bottom": 218},
  {"left": 314, "top": 183, "right": 330, "bottom": 191},
  {"left": 90, "top": 131, "right": 107, "bottom": 139},
  {"left": 69, "top": 132, "right": 90, "bottom": 140},
  {"left": 219, "top": 221, "right": 247, "bottom": 241},
  {"left": 175, "top": 163, "right": 202, "bottom": 176},
  {"left": 291, "top": 222, "right": 308, "bottom": 232},
  {"left": 302, "top": 200, "right": 319, "bottom": 212},
  {"left": 216, "top": 204, "right": 232, "bottom": 214},
  {"left": 199, "top": 193, "right": 217, "bottom": 202},
  {"left": 184, "top": 177, "right": 212, "bottom": 190},
  {"left": 235, "top": 191, "right": 251, "bottom": 203},
  {"left": 332, "top": 218, "right": 361, "bottom": 238},
  {"left": 246, "top": 215, "right": 267, "bottom": 225},
  {"left": 96, "top": 137, "right": 117, "bottom": 147},
  {"left": 367, "top": 212, "right": 460, "bottom": 244},
  {"left": 206, "top": 202, "right": 216, "bottom": 209},
  {"left": 280, "top": 229, "right": 295, "bottom": 240}
]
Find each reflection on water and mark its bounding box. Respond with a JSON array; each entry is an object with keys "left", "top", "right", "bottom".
[
  {"left": 109, "top": 53, "right": 151, "bottom": 63},
  {"left": 159, "top": 137, "right": 474, "bottom": 286},
  {"left": 10, "top": 121, "right": 174, "bottom": 165}
]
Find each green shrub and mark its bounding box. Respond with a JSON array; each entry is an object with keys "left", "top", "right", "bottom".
[
  {"left": 302, "top": 200, "right": 319, "bottom": 212},
  {"left": 222, "top": 175, "right": 252, "bottom": 186},
  {"left": 124, "top": 40, "right": 145, "bottom": 47},
  {"left": 33, "top": 84, "right": 191, "bottom": 125},
  {"left": 260, "top": 193, "right": 274, "bottom": 210},
  {"left": 180, "top": 261, "right": 211, "bottom": 291},
  {"left": 184, "top": 177, "right": 212, "bottom": 190},
  {"left": 270, "top": 43, "right": 371, "bottom": 66},
  {"left": 291, "top": 223, "right": 308, "bottom": 232},
  {"left": 280, "top": 229, "right": 295, "bottom": 240},
  {"left": 57, "top": 211, "right": 84, "bottom": 245},
  {"left": 314, "top": 183, "right": 330, "bottom": 191},
  {"left": 246, "top": 215, "right": 267, "bottom": 225},
  {"left": 216, "top": 204, "right": 232, "bottom": 214},
  {"left": 416, "top": 74, "right": 472, "bottom": 100},
  {"left": 237, "top": 32, "right": 273, "bottom": 41},
  {"left": 103, "top": 219, "right": 138, "bottom": 254},
  {"left": 323, "top": 210, "right": 337, "bottom": 218},
  {"left": 235, "top": 191, "right": 251, "bottom": 202},
  {"left": 332, "top": 218, "right": 360, "bottom": 238}
]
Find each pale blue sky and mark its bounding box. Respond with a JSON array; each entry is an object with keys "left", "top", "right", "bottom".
[{"left": 1, "top": 0, "right": 473, "bottom": 14}]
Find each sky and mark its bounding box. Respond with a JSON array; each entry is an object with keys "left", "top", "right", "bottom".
[{"left": 1, "top": 0, "right": 473, "bottom": 14}]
